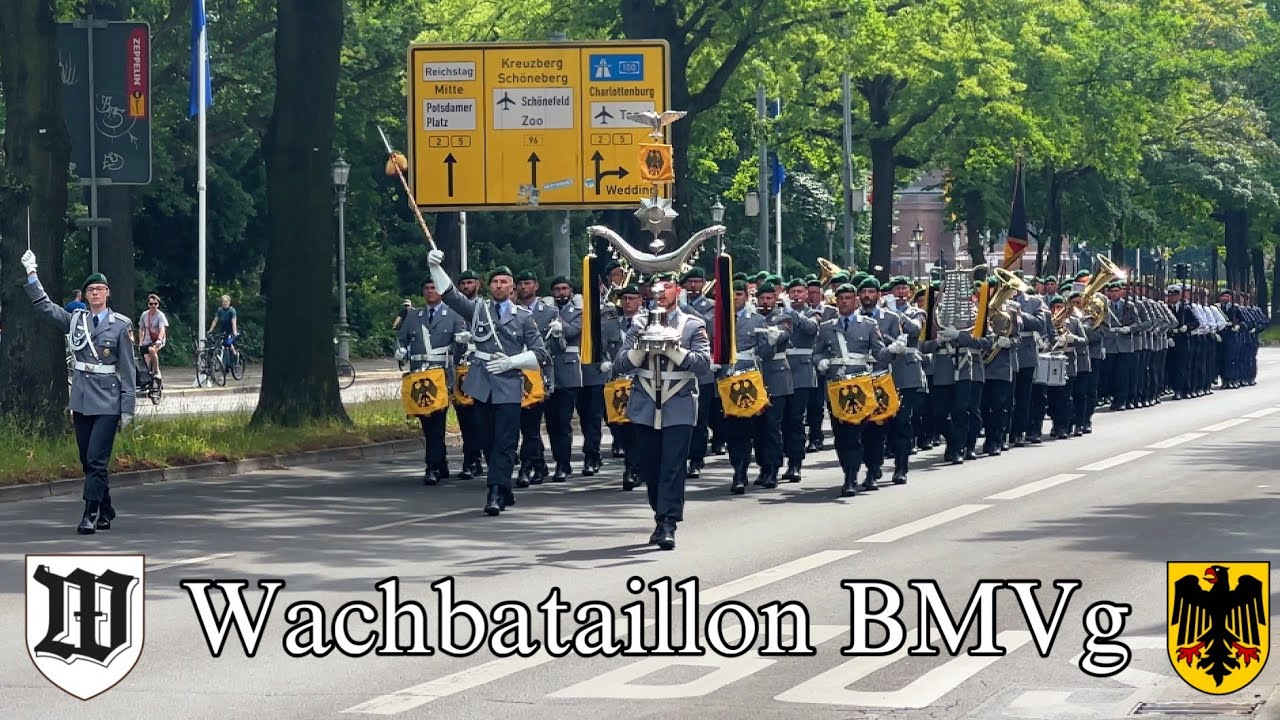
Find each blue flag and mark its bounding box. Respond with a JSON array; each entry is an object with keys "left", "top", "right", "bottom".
[
  {"left": 768, "top": 99, "right": 786, "bottom": 195},
  {"left": 189, "top": 0, "right": 213, "bottom": 118}
]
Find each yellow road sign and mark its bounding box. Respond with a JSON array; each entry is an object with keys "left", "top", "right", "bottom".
[{"left": 407, "top": 40, "right": 670, "bottom": 211}]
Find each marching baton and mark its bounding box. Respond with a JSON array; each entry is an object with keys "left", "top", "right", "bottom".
[{"left": 378, "top": 125, "right": 439, "bottom": 253}]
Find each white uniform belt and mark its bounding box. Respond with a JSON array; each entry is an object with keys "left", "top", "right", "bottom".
[
  {"left": 937, "top": 348, "right": 956, "bottom": 355},
  {"left": 785, "top": 348, "right": 813, "bottom": 356},
  {"left": 830, "top": 353, "right": 868, "bottom": 366},
  {"left": 1018, "top": 331, "right": 1035, "bottom": 337},
  {"left": 635, "top": 369, "right": 694, "bottom": 381},
  {"left": 73, "top": 361, "right": 115, "bottom": 375},
  {"left": 563, "top": 346, "right": 579, "bottom": 353},
  {"left": 736, "top": 350, "right": 757, "bottom": 361},
  {"left": 472, "top": 351, "right": 494, "bottom": 361},
  {"left": 411, "top": 350, "right": 450, "bottom": 360}
]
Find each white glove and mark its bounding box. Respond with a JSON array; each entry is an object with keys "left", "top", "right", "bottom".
[
  {"left": 1005, "top": 299, "right": 1021, "bottom": 311},
  {"left": 21, "top": 250, "right": 38, "bottom": 275},
  {"left": 394, "top": 348, "right": 407, "bottom": 361},
  {"left": 996, "top": 336, "right": 1013, "bottom": 348},
  {"left": 1061, "top": 334, "right": 1074, "bottom": 346},
  {"left": 709, "top": 363, "right": 721, "bottom": 372},
  {"left": 1118, "top": 326, "right": 1131, "bottom": 334},
  {"left": 817, "top": 358, "right": 830, "bottom": 372},
  {"left": 486, "top": 355, "right": 513, "bottom": 374},
  {"left": 119, "top": 413, "right": 133, "bottom": 430},
  {"left": 454, "top": 330, "right": 471, "bottom": 345},
  {"left": 626, "top": 348, "right": 647, "bottom": 366},
  {"left": 1232, "top": 323, "right": 1240, "bottom": 331},
  {"left": 663, "top": 345, "right": 689, "bottom": 365},
  {"left": 939, "top": 326, "right": 960, "bottom": 341},
  {"left": 599, "top": 361, "right": 612, "bottom": 375},
  {"left": 1214, "top": 333, "right": 1222, "bottom": 342},
  {"left": 547, "top": 319, "right": 563, "bottom": 337},
  {"left": 887, "top": 340, "right": 906, "bottom": 354},
  {"left": 427, "top": 250, "right": 453, "bottom": 294},
  {"left": 764, "top": 325, "right": 783, "bottom": 345},
  {"left": 1178, "top": 325, "right": 1187, "bottom": 333}
]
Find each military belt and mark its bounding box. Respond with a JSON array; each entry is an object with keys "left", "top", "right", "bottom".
[
  {"left": 829, "top": 353, "right": 868, "bottom": 366},
  {"left": 736, "top": 350, "right": 757, "bottom": 361},
  {"left": 564, "top": 346, "right": 579, "bottom": 353},
  {"left": 472, "top": 351, "right": 494, "bottom": 361},
  {"left": 73, "top": 361, "right": 116, "bottom": 375},
  {"left": 635, "top": 369, "right": 694, "bottom": 381},
  {"left": 411, "top": 350, "right": 450, "bottom": 361},
  {"left": 785, "top": 348, "right": 813, "bottom": 356}
]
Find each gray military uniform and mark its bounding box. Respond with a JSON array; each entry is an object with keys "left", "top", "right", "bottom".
[
  {"left": 614, "top": 307, "right": 712, "bottom": 429},
  {"left": 441, "top": 289, "right": 548, "bottom": 404},
  {"left": 26, "top": 279, "right": 136, "bottom": 416},
  {"left": 397, "top": 303, "right": 465, "bottom": 380}
]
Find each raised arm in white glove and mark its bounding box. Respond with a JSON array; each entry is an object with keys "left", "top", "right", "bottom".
[
  {"left": 764, "top": 325, "right": 783, "bottom": 345},
  {"left": 455, "top": 330, "right": 472, "bottom": 345},
  {"left": 427, "top": 249, "right": 453, "bottom": 295},
  {"left": 547, "top": 319, "right": 564, "bottom": 337},
  {"left": 21, "top": 250, "right": 38, "bottom": 276}
]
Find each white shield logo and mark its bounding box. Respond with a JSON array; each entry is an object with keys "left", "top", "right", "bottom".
[{"left": 25, "top": 554, "right": 145, "bottom": 700}]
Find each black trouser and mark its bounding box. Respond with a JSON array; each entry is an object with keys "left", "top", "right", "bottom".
[
  {"left": 1139, "top": 350, "right": 1153, "bottom": 401},
  {"left": 951, "top": 381, "right": 980, "bottom": 453},
  {"left": 545, "top": 388, "right": 578, "bottom": 466},
  {"left": 455, "top": 402, "right": 482, "bottom": 466},
  {"left": 892, "top": 388, "right": 923, "bottom": 468},
  {"left": 1071, "top": 371, "right": 1090, "bottom": 429},
  {"left": 708, "top": 388, "right": 725, "bottom": 446},
  {"left": 1029, "top": 383, "right": 1048, "bottom": 438},
  {"left": 783, "top": 387, "right": 811, "bottom": 464},
  {"left": 1010, "top": 366, "right": 1034, "bottom": 439},
  {"left": 982, "top": 380, "right": 1011, "bottom": 451},
  {"left": 73, "top": 412, "right": 118, "bottom": 503},
  {"left": 608, "top": 422, "right": 637, "bottom": 472},
  {"left": 575, "top": 384, "right": 605, "bottom": 460},
  {"left": 724, "top": 401, "right": 785, "bottom": 473},
  {"left": 830, "top": 415, "right": 864, "bottom": 478},
  {"left": 807, "top": 378, "right": 826, "bottom": 444},
  {"left": 931, "top": 382, "right": 954, "bottom": 446},
  {"left": 917, "top": 377, "right": 936, "bottom": 447},
  {"left": 1112, "top": 352, "right": 1135, "bottom": 408},
  {"left": 475, "top": 401, "right": 521, "bottom": 489},
  {"left": 417, "top": 411, "right": 448, "bottom": 470},
  {"left": 634, "top": 424, "right": 694, "bottom": 523},
  {"left": 689, "top": 383, "right": 714, "bottom": 463},
  {"left": 518, "top": 404, "right": 546, "bottom": 467},
  {"left": 1085, "top": 362, "right": 1100, "bottom": 424},
  {"left": 1048, "top": 381, "right": 1071, "bottom": 431},
  {"left": 863, "top": 421, "right": 888, "bottom": 476},
  {"left": 966, "top": 382, "right": 984, "bottom": 450},
  {"left": 1099, "top": 355, "right": 1115, "bottom": 401}
]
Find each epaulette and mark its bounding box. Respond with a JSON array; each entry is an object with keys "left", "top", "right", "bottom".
[
  {"left": 513, "top": 303, "right": 532, "bottom": 316},
  {"left": 112, "top": 312, "right": 133, "bottom": 326}
]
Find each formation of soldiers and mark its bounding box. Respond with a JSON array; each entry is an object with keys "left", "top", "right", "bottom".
[{"left": 400, "top": 249, "right": 1270, "bottom": 549}]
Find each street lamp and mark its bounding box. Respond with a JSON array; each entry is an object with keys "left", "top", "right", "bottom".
[
  {"left": 711, "top": 197, "right": 725, "bottom": 224},
  {"left": 909, "top": 222, "right": 923, "bottom": 279},
  {"left": 824, "top": 215, "right": 836, "bottom": 259},
  {"left": 332, "top": 156, "right": 351, "bottom": 362}
]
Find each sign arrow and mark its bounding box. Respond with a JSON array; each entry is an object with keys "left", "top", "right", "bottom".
[
  {"left": 443, "top": 153, "right": 457, "bottom": 197},
  {"left": 528, "top": 153, "right": 540, "bottom": 187},
  {"left": 591, "top": 151, "right": 630, "bottom": 194}
]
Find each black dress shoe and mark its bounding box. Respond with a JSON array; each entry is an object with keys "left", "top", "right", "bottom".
[
  {"left": 649, "top": 522, "right": 664, "bottom": 545},
  {"left": 841, "top": 475, "right": 859, "bottom": 498},
  {"left": 77, "top": 501, "right": 99, "bottom": 535},
  {"left": 515, "top": 466, "right": 531, "bottom": 488},
  {"left": 483, "top": 486, "right": 504, "bottom": 516},
  {"left": 892, "top": 468, "right": 907, "bottom": 484},
  {"left": 611, "top": 445, "right": 625, "bottom": 458},
  {"left": 860, "top": 477, "right": 879, "bottom": 491},
  {"left": 423, "top": 469, "right": 440, "bottom": 486},
  {"left": 457, "top": 467, "right": 474, "bottom": 480},
  {"left": 730, "top": 472, "right": 747, "bottom": 495},
  {"left": 583, "top": 456, "right": 600, "bottom": 476},
  {"left": 551, "top": 463, "right": 569, "bottom": 482},
  {"left": 761, "top": 467, "right": 779, "bottom": 489},
  {"left": 654, "top": 520, "right": 676, "bottom": 551},
  {"left": 964, "top": 449, "right": 978, "bottom": 461},
  {"left": 686, "top": 461, "right": 700, "bottom": 479},
  {"left": 436, "top": 464, "right": 451, "bottom": 480},
  {"left": 622, "top": 468, "right": 638, "bottom": 491}
]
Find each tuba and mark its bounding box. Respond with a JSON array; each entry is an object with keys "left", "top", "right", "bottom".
[
  {"left": 982, "top": 267, "right": 1029, "bottom": 363},
  {"left": 817, "top": 257, "right": 845, "bottom": 306},
  {"left": 1080, "top": 254, "right": 1124, "bottom": 327},
  {"left": 934, "top": 267, "right": 977, "bottom": 336}
]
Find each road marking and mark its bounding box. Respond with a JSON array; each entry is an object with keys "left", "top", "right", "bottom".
[
  {"left": 1146, "top": 433, "right": 1205, "bottom": 449},
  {"left": 342, "top": 549, "right": 858, "bottom": 714},
  {"left": 148, "top": 552, "right": 235, "bottom": 572},
  {"left": 986, "top": 474, "right": 1084, "bottom": 501},
  {"left": 1243, "top": 407, "right": 1279, "bottom": 418},
  {"left": 1010, "top": 690, "right": 1072, "bottom": 708},
  {"left": 855, "top": 505, "right": 990, "bottom": 543},
  {"left": 1199, "top": 418, "right": 1250, "bottom": 432},
  {"left": 362, "top": 508, "right": 476, "bottom": 531},
  {"left": 1077, "top": 451, "right": 1151, "bottom": 472}
]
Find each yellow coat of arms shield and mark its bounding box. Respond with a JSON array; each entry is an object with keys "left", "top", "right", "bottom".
[
  {"left": 400, "top": 368, "right": 450, "bottom": 416},
  {"left": 604, "top": 377, "right": 632, "bottom": 425},
  {"left": 1167, "top": 561, "right": 1268, "bottom": 695},
  {"left": 827, "top": 374, "right": 875, "bottom": 425},
  {"left": 521, "top": 369, "right": 547, "bottom": 409},
  {"left": 717, "top": 369, "right": 769, "bottom": 418}
]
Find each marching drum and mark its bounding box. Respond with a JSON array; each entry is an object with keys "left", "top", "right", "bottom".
[
  {"left": 453, "top": 364, "right": 475, "bottom": 406},
  {"left": 868, "top": 371, "right": 901, "bottom": 424},
  {"left": 1033, "top": 352, "right": 1067, "bottom": 386},
  {"left": 521, "top": 368, "right": 547, "bottom": 409}
]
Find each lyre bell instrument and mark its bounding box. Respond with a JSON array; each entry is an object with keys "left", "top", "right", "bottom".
[
  {"left": 934, "top": 267, "right": 978, "bottom": 336},
  {"left": 982, "top": 267, "right": 1029, "bottom": 363}
]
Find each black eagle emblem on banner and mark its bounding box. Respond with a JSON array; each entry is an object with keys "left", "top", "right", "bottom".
[
  {"left": 611, "top": 383, "right": 631, "bottom": 414},
  {"left": 839, "top": 385, "right": 867, "bottom": 416},
  {"left": 728, "top": 378, "right": 758, "bottom": 409},
  {"left": 410, "top": 377, "right": 439, "bottom": 408}
]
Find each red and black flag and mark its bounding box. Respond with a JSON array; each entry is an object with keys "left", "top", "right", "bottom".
[
  {"left": 712, "top": 253, "right": 735, "bottom": 365},
  {"left": 1001, "top": 159, "right": 1029, "bottom": 270}
]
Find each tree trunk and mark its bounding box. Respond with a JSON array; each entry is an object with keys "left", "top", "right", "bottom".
[
  {"left": 867, "top": 138, "right": 895, "bottom": 280},
  {"left": 1250, "top": 245, "right": 1266, "bottom": 309},
  {"left": 1222, "top": 207, "right": 1248, "bottom": 293},
  {"left": 92, "top": 0, "right": 136, "bottom": 314},
  {"left": 252, "top": 0, "right": 347, "bottom": 427},
  {"left": 963, "top": 188, "right": 985, "bottom": 267},
  {"left": 1043, "top": 170, "right": 1064, "bottom": 278},
  {"left": 0, "top": 0, "right": 74, "bottom": 435},
  {"left": 1271, "top": 235, "right": 1280, "bottom": 320}
]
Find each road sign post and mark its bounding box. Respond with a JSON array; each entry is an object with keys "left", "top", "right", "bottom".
[{"left": 407, "top": 40, "right": 671, "bottom": 212}]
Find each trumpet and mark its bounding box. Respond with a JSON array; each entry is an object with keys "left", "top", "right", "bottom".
[{"left": 982, "top": 267, "right": 1029, "bottom": 363}]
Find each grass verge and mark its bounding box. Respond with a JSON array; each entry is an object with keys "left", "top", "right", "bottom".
[
  {"left": 1261, "top": 325, "right": 1280, "bottom": 345},
  {"left": 0, "top": 400, "right": 455, "bottom": 487}
]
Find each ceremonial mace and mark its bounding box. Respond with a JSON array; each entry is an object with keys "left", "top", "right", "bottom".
[{"left": 378, "top": 125, "right": 439, "bottom": 252}]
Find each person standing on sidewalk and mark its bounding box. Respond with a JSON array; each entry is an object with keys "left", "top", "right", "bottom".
[{"left": 20, "top": 251, "right": 136, "bottom": 534}]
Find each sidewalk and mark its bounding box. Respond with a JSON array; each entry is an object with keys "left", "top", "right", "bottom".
[{"left": 154, "top": 356, "right": 404, "bottom": 397}]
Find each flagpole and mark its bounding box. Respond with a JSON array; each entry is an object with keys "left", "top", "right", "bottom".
[
  {"left": 774, "top": 182, "right": 782, "bottom": 276},
  {"left": 197, "top": 22, "right": 207, "bottom": 359}
]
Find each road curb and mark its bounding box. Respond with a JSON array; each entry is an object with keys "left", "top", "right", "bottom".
[
  {"left": 0, "top": 438, "right": 426, "bottom": 504},
  {"left": 159, "top": 371, "right": 402, "bottom": 399}
]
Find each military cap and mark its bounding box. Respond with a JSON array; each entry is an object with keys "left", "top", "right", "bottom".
[
  {"left": 733, "top": 272, "right": 748, "bottom": 281},
  {"left": 857, "top": 277, "right": 881, "bottom": 291},
  {"left": 514, "top": 269, "right": 537, "bottom": 282},
  {"left": 806, "top": 277, "right": 823, "bottom": 288},
  {"left": 830, "top": 272, "right": 850, "bottom": 285},
  {"left": 851, "top": 271, "right": 869, "bottom": 283},
  {"left": 754, "top": 271, "right": 770, "bottom": 282},
  {"left": 1067, "top": 291, "right": 1083, "bottom": 300},
  {"left": 620, "top": 284, "right": 641, "bottom": 296},
  {"left": 1219, "top": 288, "right": 1234, "bottom": 297},
  {"left": 931, "top": 280, "right": 942, "bottom": 291},
  {"left": 1048, "top": 294, "right": 1065, "bottom": 305},
  {"left": 458, "top": 269, "right": 480, "bottom": 281},
  {"left": 488, "top": 266, "right": 514, "bottom": 282},
  {"left": 881, "top": 281, "right": 895, "bottom": 292},
  {"left": 682, "top": 266, "right": 706, "bottom": 281},
  {"left": 1042, "top": 275, "right": 1058, "bottom": 284},
  {"left": 402, "top": 299, "right": 412, "bottom": 306},
  {"left": 1073, "top": 270, "right": 1090, "bottom": 280},
  {"left": 732, "top": 279, "right": 747, "bottom": 291},
  {"left": 889, "top": 276, "right": 910, "bottom": 288},
  {"left": 82, "top": 272, "right": 109, "bottom": 291},
  {"left": 549, "top": 275, "right": 571, "bottom": 288},
  {"left": 913, "top": 286, "right": 928, "bottom": 299},
  {"left": 1165, "top": 284, "right": 1183, "bottom": 294},
  {"left": 835, "top": 283, "right": 858, "bottom": 296},
  {"left": 757, "top": 281, "right": 778, "bottom": 295},
  {"left": 787, "top": 278, "right": 805, "bottom": 290},
  {"left": 604, "top": 259, "right": 622, "bottom": 273},
  {"left": 650, "top": 271, "right": 676, "bottom": 282}
]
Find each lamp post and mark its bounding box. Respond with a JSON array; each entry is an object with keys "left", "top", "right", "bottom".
[
  {"left": 910, "top": 222, "right": 923, "bottom": 280},
  {"left": 824, "top": 215, "right": 836, "bottom": 260},
  {"left": 332, "top": 156, "right": 351, "bottom": 362},
  {"left": 711, "top": 196, "right": 725, "bottom": 224}
]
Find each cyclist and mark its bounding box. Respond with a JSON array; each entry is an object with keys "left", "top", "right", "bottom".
[
  {"left": 138, "top": 294, "right": 168, "bottom": 379},
  {"left": 208, "top": 294, "right": 239, "bottom": 368}
]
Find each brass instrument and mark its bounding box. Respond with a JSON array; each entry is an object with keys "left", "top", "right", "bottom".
[
  {"left": 934, "top": 267, "right": 977, "bottom": 336},
  {"left": 604, "top": 264, "right": 636, "bottom": 307},
  {"left": 1079, "top": 255, "right": 1124, "bottom": 327},
  {"left": 817, "top": 256, "right": 844, "bottom": 306},
  {"left": 982, "top": 267, "right": 1029, "bottom": 363}
]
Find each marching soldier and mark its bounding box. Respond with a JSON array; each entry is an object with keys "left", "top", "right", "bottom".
[
  {"left": 813, "top": 282, "right": 887, "bottom": 497},
  {"left": 781, "top": 279, "right": 821, "bottom": 482},
  {"left": 608, "top": 286, "right": 641, "bottom": 490},
  {"left": 1080, "top": 291, "right": 1106, "bottom": 432},
  {"left": 454, "top": 269, "right": 486, "bottom": 480},
  {"left": 1106, "top": 281, "right": 1141, "bottom": 410},
  {"left": 546, "top": 276, "right": 584, "bottom": 481},
  {"left": 720, "top": 280, "right": 777, "bottom": 493},
  {"left": 513, "top": 271, "right": 560, "bottom": 485},
  {"left": 1217, "top": 290, "right": 1245, "bottom": 388},
  {"left": 921, "top": 283, "right": 993, "bottom": 464},
  {"left": 859, "top": 278, "right": 907, "bottom": 483},
  {"left": 614, "top": 272, "right": 711, "bottom": 550},
  {"left": 680, "top": 267, "right": 716, "bottom": 477},
  {"left": 1009, "top": 277, "right": 1050, "bottom": 447},
  {"left": 1044, "top": 295, "right": 1084, "bottom": 439},
  {"left": 430, "top": 254, "right": 548, "bottom": 515},
  {"left": 1165, "top": 284, "right": 1196, "bottom": 400},
  {"left": 753, "top": 281, "right": 796, "bottom": 488},
  {"left": 982, "top": 300, "right": 1019, "bottom": 456},
  {"left": 805, "top": 277, "right": 836, "bottom": 451},
  {"left": 883, "top": 277, "right": 928, "bottom": 475},
  {"left": 395, "top": 279, "right": 467, "bottom": 485},
  {"left": 576, "top": 287, "right": 610, "bottom": 478},
  {"left": 22, "top": 253, "right": 136, "bottom": 534}
]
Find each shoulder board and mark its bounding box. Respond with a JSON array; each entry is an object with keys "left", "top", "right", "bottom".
[
  {"left": 112, "top": 312, "right": 133, "bottom": 326},
  {"left": 513, "top": 304, "right": 532, "bottom": 315}
]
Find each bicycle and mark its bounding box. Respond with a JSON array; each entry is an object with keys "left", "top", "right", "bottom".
[
  {"left": 335, "top": 339, "right": 356, "bottom": 389},
  {"left": 220, "top": 333, "right": 247, "bottom": 381},
  {"left": 194, "top": 333, "right": 226, "bottom": 387}
]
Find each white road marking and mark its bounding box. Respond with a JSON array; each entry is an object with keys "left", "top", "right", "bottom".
[
  {"left": 1243, "top": 407, "right": 1279, "bottom": 418},
  {"left": 342, "top": 550, "right": 859, "bottom": 714},
  {"left": 148, "top": 552, "right": 235, "bottom": 572},
  {"left": 1146, "top": 433, "right": 1205, "bottom": 449},
  {"left": 1010, "top": 690, "right": 1072, "bottom": 708},
  {"left": 986, "top": 474, "right": 1084, "bottom": 501},
  {"left": 1077, "top": 451, "right": 1151, "bottom": 472},
  {"left": 1199, "top": 418, "right": 1250, "bottom": 432},
  {"left": 362, "top": 508, "right": 476, "bottom": 531},
  {"left": 855, "top": 504, "right": 991, "bottom": 543},
  {"left": 776, "top": 629, "right": 1033, "bottom": 708}
]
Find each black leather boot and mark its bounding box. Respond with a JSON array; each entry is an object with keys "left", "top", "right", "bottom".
[
  {"left": 423, "top": 468, "right": 439, "bottom": 486},
  {"left": 551, "top": 462, "right": 569, "bottom": 482},
  {"left": 77, "top": 501, "right": 99, "bottom": 535},
  {"left": 686, "top": 460, "right": 700, "bottom": 479},
  {"left": 761, "top": 466, "right": 779, "bottom": 489},
  {"left": 730, "top": 466, "right": 747, "bottom": 494},
  {"left": 622, "top": 466, "right": 638, "bottom": 491},
  {"left": 483, "top": 485, "right": 512, "bottom": 516},
  {"left": 96, "top": 494, "right": 116, "bottom": 530},
  {"left": 648, "top": 520, "right": 664, "bottom": 545},
  {"left": 516, "top": 463, "right": 531, "bottom": 488},
  {"left": 892, "top": 460, "right": 908, "bottom": 485},
  {"left": 841, "top": 472, "right": 859, "bottom": 498},
  {"left": 654, "top": 519, "right": 676, "bottom": 551},
  {"left": 583, "top": 455, "right": 600, "bottom": 476}
]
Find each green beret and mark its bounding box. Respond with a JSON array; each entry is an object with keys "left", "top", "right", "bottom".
[
  {"left": 549, "top": 275, "right": 571, "bottom": 288},
  {"left": 650, "top": 271, "right": 675, "bottom": 282},
  {"left": 835, "top": 283, "right": 858, "bottom": 296},
  {"left": 913, "top": 286, "right": 928, "bottom": 299},
  {"left": 604, "top": 260, "right": 622, "bottom": 273},
  {"left": 733, "top": 272, "right": 747, "bottom": 281},
  {"left": 851, "top": 271, "right": 869, "bottom": 284},
  {"left": 1027, "top": 276, "right": 1039, "bottom": 284},
  {"left": 858, "top": 277, "right": 880, "bottom": 291},
  {"left": 681, "top": 266, "right": 705, "bottom": 281},
  {"left": 514, "top": 270, "right": 537, "bottom": 282},
  {"left": 830, "top": 272, "right": 849, "bottom": 285},
  {"left": 458, "top": 269, "right": 480, "bottom": 281},
  {"left": 787, "top": 278, "right": 805, "bottom": 290},
  {"left": 1042, "top": 275, "right": 1058, "bottom": 284},
  {"left": 1067, "top": 291, "right": 1083, "bottom": 300},
  {"left": 82, "top": 272, "right": 109, "bottom": 291},
  {"left": 732, "top": 280, "right": 747, "bottom": 291},
  {"left": 881, "top": 282, "right": 894, "bottom": 292},
  {"left": 1048, "top": 294, "right": 1065, "bottom": 305},
  {"left": 488, "top": 266, "right": 513, "bottom": 282},
  {"left": 754, "top": 271, "right": 770, "bottom": 282},
  {"left": 1073, "top": 270, "right": 1090, "bottom": 280},
  {"left": 620, "top": 284, "right": 640, "bottom": 296},
  {"left": 806, "top": 277, "right": 823, "bottom": 287},
  {"left": 931, "top": 281, "right": 942, "bottom": 290},
  {"left": 757, "top": 282, "right": 777, "bottom": 295},
  {"left": 890, "top": 276, "right": 910, "bottom": 288}
]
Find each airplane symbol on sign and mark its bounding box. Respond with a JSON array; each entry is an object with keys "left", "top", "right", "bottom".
[
  {"left": 496, "top": 92, "right": 515, "bottom": 110},
  {"left": 594, "top": 107, "right": 613, "bottom": 125}
]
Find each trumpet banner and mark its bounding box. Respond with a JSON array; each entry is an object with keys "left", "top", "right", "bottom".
[
  {"left": 918, "top": 285, "right": 937, "bottom": 344},
  {"left": 453, "top": 365, "right": 475, "bottom": 406},
  {"left": 868, "top": 372, "right": 901, "bottom": 424},
  {"left": 604, "top": 377, "right": 633, "bottom": 425},
  {"left": 521, "top": 369, "right": 548, "bottom": 408},
  {"left": 401, "top": 368, "right": 451, "bottom": 416},
  {"left": 827, "top": 374, "right": 876, "bottom": 425},
  {"left": 581, "top": 254, "right": 603, "bottom": 364},
  {"left": 713, "top": 254, "right": 735, "bottom": 365},
  {"left": 973, "top": 281, "right": 990, "bottom": 340},
  {"left": 717, "top": 370, "right": 769, "bottom": 418}
]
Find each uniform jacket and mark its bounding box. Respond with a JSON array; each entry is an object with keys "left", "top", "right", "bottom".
[
  {"left": 722, "top": 307, "right": 773, "bottom": 378},
  {"left": 441, "top": 288, "right": 548, "bottom": 405},
  {"left": 26, "top": 278, "right": 136, "bottom": 416},
  {"left": 812, "top": 312, "right": 887, "bottom": 381},
  {"left": 922, "top": 330, "right": 993, "bottom": 385},
  {"left": 396, "top": 303, "right": 466, "bottom": 390},
  {"left": 783, "top": 303, "right": 822, "bottom": 390},
  {"left": 581, "top": 302, "right": 615, "bottom": 387},
  {"left": 984, "top": 311, "right": 1021, "bottom": 383},
  {"left": 682, "top": 293, "right": 717, "bottom": 385},
  {"left": 757, "top": 305, "right": 795, "bottom": 396},
  {"left": 549, "top": 297, "right": 584, "bottom": 390},
  {"left": 1108, "top": 298, "right": 1141, "bottom": 353},
  {"left": 522, "top": 297, "right": 562, "bottom": 394},
  {"left": 1015, "top": 293, "right": 1050, "bottom": 370},
  {"left": 613, "top": 306, "right": 711, "bottom": 429},
  {"left": 1064, "top": 314, "right": 1091, "bottom": 376}
]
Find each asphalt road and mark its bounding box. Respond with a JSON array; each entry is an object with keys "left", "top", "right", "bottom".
[{"left": 3, "top": 348, "right": 1280, "bottom": 719}]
